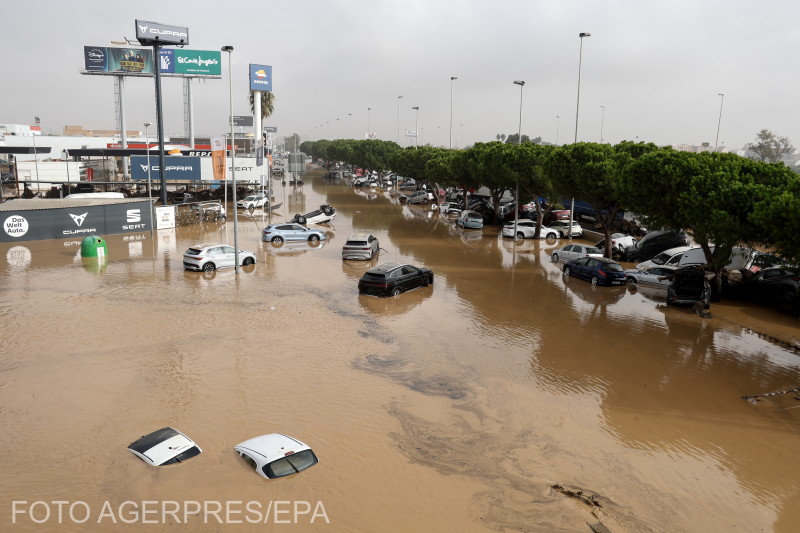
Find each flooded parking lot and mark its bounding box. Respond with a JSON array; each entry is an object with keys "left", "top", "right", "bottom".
[{"left": 1, "top": 169, "right": 800, "bottom": 532}]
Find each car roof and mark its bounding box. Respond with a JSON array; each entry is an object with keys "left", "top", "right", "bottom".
[
  {"left": 347, "top": 233, "right": 372, "bottom": 240},
  {"left": 191, "top": 243, "right": 225, "bottom": 249},
  {"left": 234, "top": 434, "right": 312, "bottom": 464},
  {"left": 367, "top": 262, "right": 407, "bottom": 274},
  {"left": 658, "top": 246, "right": 692, "bottom": 256},
  {"left": 128, "top": 427, "right": 199, "bottom": 466}
]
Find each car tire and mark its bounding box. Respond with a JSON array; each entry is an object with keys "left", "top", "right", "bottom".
[
  {"left": 242, "top": 257, "right": 255, "bottom": 266},
  {"left": 428, "top": 274, "right": 434, "bottom": 285},
  {"left": 591, "top": 276, "right": 599, "bottom": 287},
  {"left": 391, "top": 288, "right": 402, "bottom": 297},
  {"left": 203, "top": 262, "right": 216, "bottom": 272},
  {"left": 272, "top": 236, "right": 284, "bottom": 244},
  {"left": 309, "top": 234, "right": 320, "bottom": 243},
  {"left": 516, "top": 232, "right": 525, "bottom": 240},
  {"left": 558, "top": 231, "right": 565, "bottom": 238},
  {"left": 627, "top": 277, "right": 637, "bottom": 287},
  {"left": 552, "top": 253, "right": 559, "bottom": 263},
  {"left": 423, "top": 198, "right": 429, "bottom": 205},
  {"left": 296, "top": 215, "right": 307, "bottom": 224},
  {"left": 564, "top": 267, "right": 571, "bottom": 277},
  {"left": 322, "top": 206, "right": 333, "bottom": 216}
]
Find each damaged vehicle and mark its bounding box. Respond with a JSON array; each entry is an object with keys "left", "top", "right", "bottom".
[
  {"left": 234, "top": 434, "right": 319, "bottom": 479},
  {"left": 290, "top": 204, "right": 336, "bottom": 225},
  {"left": 128, "top": 427, "right": 202, "bottom": 466}
]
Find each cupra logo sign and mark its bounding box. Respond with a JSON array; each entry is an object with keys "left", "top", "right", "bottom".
[{"left": 70, "top": 213, "right": 88, "bottom": 227}]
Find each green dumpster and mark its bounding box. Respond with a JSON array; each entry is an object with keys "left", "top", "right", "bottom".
[{"left": 81, "top": 236, "right": 108, "bottom": 258}]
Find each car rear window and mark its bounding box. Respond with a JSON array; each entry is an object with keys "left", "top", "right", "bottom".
[
  {"left": 186, "top": 248, "right": 203, "bottom": 256},
  {"left": 263, "top": 449, "right": 319, "bottom": 478},
  {"left": 361, "top": 273, "right": 386, "bottom": 283},
  {"left": 586, "top": 246, "right": 601, "bottom": 254},
  {"left": 346, "top": 240, "right": 368, "bottom": 247}
]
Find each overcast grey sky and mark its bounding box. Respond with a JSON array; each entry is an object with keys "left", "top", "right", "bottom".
[{"left": 4, "top": 0, "right": 799, "bottom": 150}]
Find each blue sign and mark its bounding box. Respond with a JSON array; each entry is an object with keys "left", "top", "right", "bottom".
[
  {"left": 131, "top": 156, "right": 201, "bottom": 181},
  {"left": 158, "top": 49, "right": 175, "bottom": 73},
  {"left": 249, "top": 64, "right": 272, "bottom": 92}
]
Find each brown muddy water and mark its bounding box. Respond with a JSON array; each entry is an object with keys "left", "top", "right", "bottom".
[{"left": 1, "top": 169, "right": 800, "bottom": 532}]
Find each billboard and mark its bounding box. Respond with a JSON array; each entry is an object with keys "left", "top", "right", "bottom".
[
  {"left": 0, "top": 200, "right": 153, "bottom": 243},
  {"left": 159, "top": 49, "right": 221, "bottom": 76},
  {"left": 233, "top": 116, "right": 253, "bottom": 127},
  {"left": 135, "top": 20, "right": 189, "bottom": 46},
  {"left": 130, "top": 156, "right": 202, "bottom": 181},
  {"left": 249, "top": 64, "right": 273, "bottom": 92},
  {"left": 83, "top": 47, "right": 219, "bottom": 77},
  {"left": 84, "top": 46, "right": 153, "bottom": 74}
]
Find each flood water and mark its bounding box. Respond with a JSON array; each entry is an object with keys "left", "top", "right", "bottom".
[{"left": 1, "top": 168, "right": 799, "bottom": 532}]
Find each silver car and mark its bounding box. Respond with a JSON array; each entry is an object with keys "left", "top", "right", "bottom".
[
  {"left": 183, "top": 243, "right": 256, "bottom": 272},
  {"left": 262, "top": 223, "right": 327, "bottom": 244},
  {"left": 551, "top": 243, "right": 603, "bottom": 264},
  {"left": 342, "top": 233, "right": 380, "bottom": 260}
]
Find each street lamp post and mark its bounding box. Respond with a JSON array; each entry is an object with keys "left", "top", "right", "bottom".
[
  {"left": 574, "top": 32, "right": 591, "bottom": 143},
  {"left": 450, "top": 76, "right": 457, "bottom": 148},
  {"left": 412, "top": 106, "right": 420, "bottom": 147},
  {"left": 348, "top": 113, "right": 352, "bottom": 139},
  {"left": 572, "top": 32, "right": 591, "bottom": 242},
  {"left": 715, "top": 93, "right": 725, "bottom": 151},
  {"left": 367, "top": 108, "right": 372, "bottom": 139},
  {"left": 600, "top": 105, "right": 605, "bottom": 143},
  {"left": 222, "top": 45, "right": 240, "bottom": 273},
  {"left": 513, "top": 80, "right": 525, "bottom": 240},
  {"left": 396, "top": 96, "right": 403, "bottom": 145},
  {"left": 144, "top": 121, "right": 154, "bottom": 235},
  {"left": 555, "top": 115, "right": 560, "bottom": 146}
]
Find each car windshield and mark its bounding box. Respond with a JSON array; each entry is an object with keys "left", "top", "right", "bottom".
[
  {"left": 603, "top": 263, "right": 624, "bottom": 272},
  {"left": 651, "top": 252, "right": 669, "bottom": 265},
  {"left": 263, "top": 450, "right": 319, "bottom": 478}
]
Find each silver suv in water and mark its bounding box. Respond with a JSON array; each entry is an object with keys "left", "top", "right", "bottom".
[{"left": 342, "top": 233, "right": 379, "bottom": 260}]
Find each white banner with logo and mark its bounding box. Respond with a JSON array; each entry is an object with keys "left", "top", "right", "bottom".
[{"left": 155, "top": 206, "right": 176, "bottom": 229}]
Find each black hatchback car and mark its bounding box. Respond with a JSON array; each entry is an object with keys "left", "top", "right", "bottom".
[
  {"left": 623, "top": 229, "right": 688, "bottom": 262},
  {"left": 358, "top": 262, "right": 434, "bottom": 297}
]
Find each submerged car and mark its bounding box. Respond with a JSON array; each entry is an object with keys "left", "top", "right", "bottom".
[
  {"left": 547, "top": 220, "right": 583, "bottom": 238},
  {"left": 262, "top": 223, "right": 327, "bottom": 244},
  {"left": 405, "top": 190, "right": 435, "bottom": 205},
  {"left": 595, "top": 233, "right": 637, "bottom": 254},
  {"left": 724, "top": 267, "right": 800, "bottom": 306},
  {"left": 237, "top": 193, "right": 268, "bottom": 209},
  {"left": 358, "top": 262, "right": 434, "bottom": 297},
  {"left": 623, "top": 229, "right": 688, "bottom": 262},
  {"left": 128, "top": 427, "right": 202, "bottom": 467},
  {"left": 502, "top": 218, "right": 559, "bottom": 239},
  {"left": 666, "top": 268, "right": 711, "bottom": 308},
  {"left": 551, "top": 243, "right": 603, "bottom": 264},
  {"left": 563, "top": 256, "right": 626, "bottom": 287},
  {"left": 635, "top": 246, "right": 692, "bottom": 270},
  {"left": 624, "top": 265, "right": 679, "bottom": 289},
  {"left": 183, "top": 243, "right": 256, "bottom": 272},
  {"left": 234, "top": 434, "right": 319, "bottom": 479},
  {"left": 455, "top": 209, "right": 484, "bottom": 229},
  {"left": 342, "top": 233, "right": 380, "bottom": 260},
  {"left": 290, "top": 204, "right": 336, "bottom": 225}
]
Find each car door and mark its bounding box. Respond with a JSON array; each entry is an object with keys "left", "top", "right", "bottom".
[
  {"left": 286, "top": 224, "right": 305, "bottom": 241},
  {"left": 216, "top": 245, "right": 236, "bottom": 268},
  {"left": 560, "top": 244, "right": 576, "bottom": 261},
  {"left": 402, "top": 266, "right": 421, "bottom": 290},
  {"left": 569, "top": 257, "right": 591, "bottom": 279}
]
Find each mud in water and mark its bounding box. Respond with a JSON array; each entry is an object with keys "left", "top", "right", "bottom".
[{"left": 1, "top": 170, "right": 799, "bottom": 532}]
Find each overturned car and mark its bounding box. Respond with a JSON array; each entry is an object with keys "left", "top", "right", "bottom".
[{"left": 291, "top": 204, "right": 336, "bottom": 225}]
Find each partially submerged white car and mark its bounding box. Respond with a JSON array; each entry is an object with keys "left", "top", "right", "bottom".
[
  {"left": 234, "top": 434, "right": 319, "bottom": 479},
  {"left": 127, "top": 427, "right": 202, "bottom": 466},
  {"left": 502, "top": 218, "right": 559, "bottom": 239}
]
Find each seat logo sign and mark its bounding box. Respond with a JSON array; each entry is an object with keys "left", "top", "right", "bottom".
[
  {"left": 123, "top": 209, "right": 146, "bottom": 231},
  {"left": 70, "top": 213, "right": 88, "bottom": 227}
]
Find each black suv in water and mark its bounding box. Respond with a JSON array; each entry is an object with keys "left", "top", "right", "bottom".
[
  {"left": 358, "top": 262, "right": 434, "bottom": 297},
  {"left": 623, "top": 229, "right": 688, "bottom": 262}
]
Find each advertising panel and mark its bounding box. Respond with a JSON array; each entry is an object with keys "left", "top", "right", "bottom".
[
  {"left": 0, "top": 200, "right": 153, "bottom": 243},
  {"left": 249, "top": 64, "right": 273, "bottom": 92},
  {"left": 233, "top": 116, "right": 253, "bottom": 127},
  {"left": 211, "top": 137, "right": 226, "bottom": 182},
  {"left": 84, "top": 46, "right": 154, "bottom": 74},
  {"left": 135, "top": 20, "right": 189, "bottom": 46},
  {"left": 159, "top": 49, "right": 221, "bottom": 75},
  {"left": 200, "top": 157, "right": 263, "bottom": 182},
  {"left": 130, "top": 156, "right": 202, "bottom": 181}
]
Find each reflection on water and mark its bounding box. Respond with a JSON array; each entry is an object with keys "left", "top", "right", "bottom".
[{"left": 1, "top": 167, "right": 799, "bottom": 532}]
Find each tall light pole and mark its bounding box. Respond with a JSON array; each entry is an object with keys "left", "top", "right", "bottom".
[
  {"left": 513, "top": 80, "right": 525, "bottom": 239},
  {"left": 715, "top": 93, "right": 725, "bottom": 151},
  {"left": 412, "top": 106, "right": 420, "bottom": 147},
  {"left": 574, "top": 32, "right": 591, "bottom": 143},
  {"left": 555, "top": 115, "right": 560, "bottom": 145},
  {"left": 449, "top": 76, "right": 458, "bottom": 148},
  {"left": 367, "top": 107, "right": 372, "bottom": 139},
  {"left": 600, "top": 105, "right": 605, "bottom": 143},
  {"left": 396, "top": 96, "right": 403, "bottom": 144},
  {"left": 144, "top": 121, "right": 154, "bottom": 235},
  {"left": 222, "top": 45, "right": 240, "bottom": 273},
  {"left": 572, "top": 32, "right": 590, "bottom": 242},
  {"left": 348, "top": 113, "right": 352, "bottom": 139}
]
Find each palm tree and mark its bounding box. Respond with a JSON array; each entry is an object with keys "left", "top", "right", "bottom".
[{"left": 249, "top": 90, "right": 275, "bottom": 120}]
